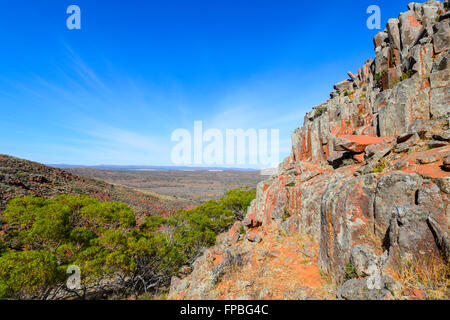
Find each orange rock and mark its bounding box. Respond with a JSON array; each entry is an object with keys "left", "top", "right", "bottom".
[{"left": 336, "top": 135, "right": 390, "bottom": 153}]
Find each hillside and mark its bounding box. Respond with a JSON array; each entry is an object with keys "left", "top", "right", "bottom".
[
  {"left": 169, "top": 1, "right": 450, "bottom": 300},
  {"left": 0, "top": 154, "right": 193, "bottom": 219}
]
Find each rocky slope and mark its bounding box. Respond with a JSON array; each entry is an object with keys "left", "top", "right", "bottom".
[
  {"left": 169, "top": 1, "right": 450, "bottom": 300},
  {"left": 0, "top": 154, "right": 193, "bottom": 220}
]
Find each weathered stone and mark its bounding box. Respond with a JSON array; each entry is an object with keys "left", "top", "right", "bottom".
[
  {"left": 378, "top": 77, "right": 430, "bottom": 137},
  {"left": 435, "top": 176, "right": 450, "bottom": 194},
  {"left": 411, "top": 43, "right": 434, "bottom": 75},
  {"left": 335, "top": 135, "right": 389, "bottom": 153},
  {"left": 416, "top": 154, "right": 439, "bottom": 164},
  {"left": 394, "top": 133, "right": 420, "bottom": 153},
  {"left": 334, "top": 79, "right": 354, "bottom": 94},
  {"left": 433, "top": 129, "right": 450, "bottom": 141},
  {"left": 433, "top": 20, "right": 450, "bottom": 53},
  {"left": 374, "top": 47, "right": 390, "bottom": 74},
  {"left": 365, "top": 140, "right": 394, "bottom": 159},
  {"left": 387, "top": 18, "right": 401, "bottom": 50},
  {"left": 427, "top": 215, "right": 450, "bottom": 260},
  {"left": 380, "top": 66, "right": 402, "bottom": 90},
  {"left": 319, "top": 174, "right": 378, "bottom": 282},
  {"left": 399, "top": 10, "right": 425, "bottom": 48},
  {"left": 246, "top": 230, "right": 262, "bottom": 243},
  {"left": 374, "top": 172, "right": 422, "bottom": 239},
  {"left": 421, "top": 3, "right": 440, "bottom": 26},
  {"left": 443, "top": 155, "right": 450, "bottom": 171},
  {"left": 373, "top": 31, "right": 389, "bottom": 49},
  {"left": 337, "top": 278, "right": 391, "bottom": 300},
  {"left": 349, "top": 245, "right": 382, "bottom": 277},
  {"left": 428, "top": 140, "right": 448, "bottom": 148},
  {"left": 430, "top": 68, "right": 450, "bottom": 118}
]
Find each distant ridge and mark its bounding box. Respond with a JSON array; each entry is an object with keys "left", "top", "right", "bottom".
[{"left": 49, "top": 164, "right": 260, "bottom": 172}]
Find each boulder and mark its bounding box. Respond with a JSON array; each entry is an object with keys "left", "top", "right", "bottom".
[
  {"left": 416, "top": 154, "right": 439, "bottom": 164},
  {"left": 374, "top": 172, "right": 422, "bottom": 239},
  {"left": 435, "top": 176, "right": 450, "bottom": 194},
  {"left": 334, "top": 79, "right": 354, "bottom": 94},
  {"left": 387, "top": 18, "right": 401, "bottom": 50},
  {"left": 433, "top": 129, "right": 450, "bottom": 141},
  {"left": 335, "top": 135, "right": 389, "bottom": 153},
  {"left": 337, "top": 278, "right": 392, "bottom": 300},
  {"left": 433, "top": 20, "right": 450, "bottom": 53},
  {"left": 399, "top": 10, "right": 425, "bottom": 48},
  {"left": 411, "top": 43, "right": 434, "bottom": 75},
  {"left": 373, "top": 31, "right": 388, "bottom": 49}
]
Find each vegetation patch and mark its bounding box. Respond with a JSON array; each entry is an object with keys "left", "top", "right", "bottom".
[
  {"left": 314, "top": 105, "right": 326, "bottom": 119},
  {"left": 344, "top": 262, "right": 359, "bottom": 279},
  {"left": 371, "top": 158, "right": 388, "bottom": 173},
  {"left": 0, "top": 188, "right": 255, "bottom": 299}
]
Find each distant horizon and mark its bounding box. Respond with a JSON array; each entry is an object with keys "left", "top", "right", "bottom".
[{"left": 49, "top": 163, "right": 263, "bottom": 172}]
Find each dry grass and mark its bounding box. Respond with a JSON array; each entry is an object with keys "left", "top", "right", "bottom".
[{"left": 395, "top": 255, "right": 449, "bottom": 300}]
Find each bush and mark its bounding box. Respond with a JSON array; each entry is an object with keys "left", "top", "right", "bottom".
[
  {"left": 314, "top": 106, "right": 326, "bottom": 118},
  {"left": 373, "top": 70, "right": 386, "bottom": 81},
  {"left": 0, "top": 188, "right": 256, "bottom": 299},
  {"left": 0, "top": 250, "right": 65, "bottom": 299},
  {"left": 371, "top": 158, "right": 388, "bottom": 173},
  {"left": 400, "top": 70, "right": 414, "bottom": 81},
  {"left": 345, "top": 262, "right": 359, "bottom": 279}
]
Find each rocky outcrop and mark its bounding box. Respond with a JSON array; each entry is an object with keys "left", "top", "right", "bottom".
[{"left": 170, "top": 2, "right": 449, "bottom": 300}]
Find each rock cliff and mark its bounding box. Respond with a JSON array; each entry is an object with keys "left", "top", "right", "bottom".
[{"left": 169, "top": 1, "right": 449, "bottom": 300}]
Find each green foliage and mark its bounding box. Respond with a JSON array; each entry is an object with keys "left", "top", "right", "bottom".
[
  {"left": 373, "top": 70, "right": 386, "bottom": 81},
  {"left": 0, "top": 239, "right": 6, "bottom": 255},
  {"left": 282, "top": 208, "right": 291, "bottom": 222},
  {"left": 401, "top": 70, "right": 414, "bottom": 81},
  {"left": 371, "top": 158, "right": 388, "bottom": 173},
  {"left": 0, "top": 250, "right": 65, "bottom": 299},
  {"left": 219, "top": 187, "right": 256, "bottom": 220},
  {"left": 0, "top": 188, "right": 256, "bottom": 299},
  {"left": 314, "top": 105, "right": 326, "bottom": 118},
  {"left": 344, "top": 90, "right": 353, "bottom": 97},
  {"left": 345, "top": 262, "right": 359, "bottom": 279},
  {"left": 286, "top": 182, "right": 296, "bottom": 187},
  {"left": 389, "top": 79, "right": 400, "bottom": 89}
]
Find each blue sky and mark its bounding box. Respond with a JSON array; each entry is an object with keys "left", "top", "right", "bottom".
[{"left": 0, "top": 0, "right": 419, "bottom": 167}]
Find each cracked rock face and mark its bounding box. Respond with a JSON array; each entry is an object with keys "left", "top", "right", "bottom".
[{"left": 169, "top": 2, "right": 449, "bottom": 300}]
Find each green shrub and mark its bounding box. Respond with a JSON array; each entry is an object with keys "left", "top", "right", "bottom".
[
  {"left": 373, "top": 70, "right": 386, "bottom": 81},
  {"left": 345, "top": 262, "right": 359, "bottom": 279},
  {"left": 314, "top": 105, "right": 326, "bottom": 118},
  {"left": 0, "top": 188, "right": 256, "bottom": 299},
  {"left": 400, "top": 70, "right": 414, "bottom": 81},
  {"left": 282, "top": 208, "right": 291, "bottom": 222},
  {"left": 371, "top": 158, "right": 388, "bottom": 173},
  {"left": 0, "top": 250, "right": 65, "bottom": 299}
]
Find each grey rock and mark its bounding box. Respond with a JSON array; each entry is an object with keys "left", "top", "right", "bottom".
[
  {"left": 435, "top": 176, "right": 450, "bottom": 194},
  {"left": 337, "top": 278, "right": 391, "bottom": 300},
  {"left": 433, "top": 20, "right": 450, "bottom": 53},
  {"left": 428, "top": 140, "right": 448, "bottom": 148},
  {"left": 433, "top": 129, "right": 450, "bottom": 141}
]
